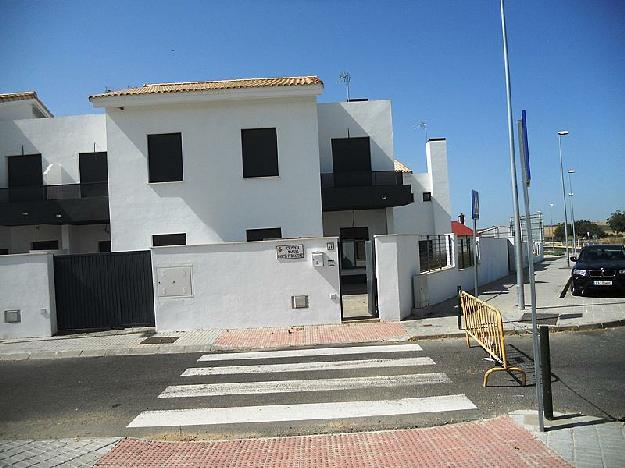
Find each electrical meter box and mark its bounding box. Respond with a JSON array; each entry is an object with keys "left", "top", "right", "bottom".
[
  {"left": 311, "top": 252, "right": 324, "bottom": 268},
  {"left": 157, "top": 266, "right": 193, "bottom": 297}
]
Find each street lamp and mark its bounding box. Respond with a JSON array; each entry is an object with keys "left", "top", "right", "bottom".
[
  {"left": 558, "top": 130, "right": 570, "bottom": 265},
  {"left": 568, "top": 169, "right": 577, "bottom": 254}
]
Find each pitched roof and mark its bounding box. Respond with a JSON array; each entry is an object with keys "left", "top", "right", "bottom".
[
  {"left": 394, "top": 160, "right": 412, "bottom": 173},
  {"left": 451, "top": 221, "right": 474, "bottom": 236},
  {"left": 89, "top": 76, "right": 323, "bottom": 101},
  {"left": 0, "top": 91, "right": 53, "bottom": 117}
]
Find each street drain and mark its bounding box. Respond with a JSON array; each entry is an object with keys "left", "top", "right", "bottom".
[{"left": 141, "top": 336, "right": 179, "bottom": 345}]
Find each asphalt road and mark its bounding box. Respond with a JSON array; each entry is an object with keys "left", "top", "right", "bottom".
[{"left": 1, "top": 327, "right": 624, "bottom": 440}]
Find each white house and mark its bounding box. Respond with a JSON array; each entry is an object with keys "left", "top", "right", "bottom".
[
  {"left": 1, "top": 77, "right": 451, "bottom": 258},
  {"left": 0, "top": 92, "right": 110, "bottom": 255},
  {"left": 1, "top": 76, "right": 459, "bottom": 335}
]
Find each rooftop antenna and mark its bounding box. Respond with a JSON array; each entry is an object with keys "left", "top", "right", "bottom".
[
  {"left": 338, "top": 72, "right": 351, "bottom": 101},
  {"left": 416, "top": 120, "right": 428, "bottom": 146}
]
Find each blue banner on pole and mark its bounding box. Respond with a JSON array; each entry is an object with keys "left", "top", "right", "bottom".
[
  {"left": 472, "top": 190, "right": 479, "bottom": 220},
  {"left": 521, "top": 109, "right": 531, "bottom": 185}
]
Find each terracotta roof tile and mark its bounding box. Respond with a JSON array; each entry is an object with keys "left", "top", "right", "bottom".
[
  {"left": 394, "top": 160, "right": 412, "bottom": 173},
  {"left": 0, "top": 91, "right": 53, "bottom": 117},
  {"left": 90, "top": 76, "right": 323, "bottom": 100}
]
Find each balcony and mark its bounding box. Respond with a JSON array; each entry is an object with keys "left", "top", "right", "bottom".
[
  {"left": 0, "top": 183, "right": 110, "bottom": 226},
  {"left": 320, "top": 171, "right": 414, "bottom": 211}
]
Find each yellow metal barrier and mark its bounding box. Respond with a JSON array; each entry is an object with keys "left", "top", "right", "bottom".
[{"left": 459, "top": 291, "right": 527, "bottom": 387}]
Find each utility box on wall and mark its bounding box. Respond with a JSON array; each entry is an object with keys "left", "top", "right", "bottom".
[
  {"left": 157, "top": 266, "right": 193, "bottom": 297},
  {"left": 312, "top": 252, "right": 324, "bottom": 267}
]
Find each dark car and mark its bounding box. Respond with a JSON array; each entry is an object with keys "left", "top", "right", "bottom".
[{"left": 570, "top": 244, "right": 625, "bottom": 296}]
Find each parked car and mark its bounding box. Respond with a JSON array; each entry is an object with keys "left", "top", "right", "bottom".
[{"left": 570, "top": 244, "right": 625, "bottom": 296}]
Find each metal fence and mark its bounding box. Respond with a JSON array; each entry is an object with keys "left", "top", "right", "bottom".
[
  {"left": 418, "top": 235, "right": 452, "bottom": 272},
  {"left": 479, "top": 212, "right": 544, "bottom": 244}
]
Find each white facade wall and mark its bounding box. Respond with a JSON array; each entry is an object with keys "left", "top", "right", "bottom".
[
  {"left": 322, "top": 209, "right": 389, "bottom": 238},
  {"left": 317, "top": 100, "right": 394, "bottom": 173},
  {"left": 0, "top": 100, "right": 45, "bottom": 121},
  {"left": 0, "top": 114, "right": 106, "bottom": 187},
  {"left": 151, "top": 237, "right": 341, "bottom": 331},
  {"left": 0, "top": 252, "right": 56, "bottom": 338},
  {"left": 106, "top": 98, "right": 323, "bottom": 251},
  {"left": 392, "top": 140, "right": 452, "bottom": 236}
]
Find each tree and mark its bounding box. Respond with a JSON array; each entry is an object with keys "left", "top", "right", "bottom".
[
  {"left": 553, "top": 220, "right": 605, "bottom": 241},
  {"left": 607, "top": 210, "right": 625, "bottom": 235}
]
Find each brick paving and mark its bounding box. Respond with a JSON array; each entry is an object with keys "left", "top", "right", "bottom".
[
  {"left": 0, "top": 438, "right": 120, "bottom": 467},
  {"left": 95, "top": 417, "right": 568, "bottom": 467},
  {"left": 213, "top": 321, "right": 409, "bottom": 349}
]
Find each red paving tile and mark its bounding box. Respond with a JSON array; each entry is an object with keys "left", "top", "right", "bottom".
[
  {"left": 96, "top": 417, "right": 570, "bottom": 467},
  {"left": 214, "top": 322, "right": 408, "bottom": 349}
]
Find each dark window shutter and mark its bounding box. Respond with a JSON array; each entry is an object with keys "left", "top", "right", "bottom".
[
  {"left": 152, "top": 233, "right": 186, "bottom": 246},
  {"left": 147, "top": 133, "right": 183, "bottom": 182},
  {"left": 246, "top": 227, "right": 282, "bottom": 242},
  {"left": 331, "top": 137, "right": 372, "bottom": 173},
  {"left": 241, "top": 128, "right": 279, "bottom": 178}
]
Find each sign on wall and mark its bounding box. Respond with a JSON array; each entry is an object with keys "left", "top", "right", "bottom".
[{"left": 276, "top": 244, "right": 305, "bottom": 259}]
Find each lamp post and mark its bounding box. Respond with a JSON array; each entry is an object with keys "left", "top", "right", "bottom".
[
  {"left": 500, "top": 0, "right": 525, "bottom": 310},
  {"left": 568, "top": 169, "right": 577, "bottom": 254},
  {"left": 549, "top": 203, "right": 554, "bottom": 244},
  {"left": 558, "top": 131, "right": 570, "bottom": 265}
]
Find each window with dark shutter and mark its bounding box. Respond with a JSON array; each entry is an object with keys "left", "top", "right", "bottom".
[
  {"left": 147, "top": 133, "right": 183, "bottom": 182},
  {"left": 152, "top": 233, "right": 186, "bottom": 246},
  {"left": 422, "top": 192, "right": 432, "bottom": 202},
  {"left": 79, "top": 152, "right": 108, "bottom": 197},
  {"left": 241, "top": 128, "right": 279, "bottom": 178},
  {"left": 98, "top": 240, "right": 111, "bottom": 252},
  {"left": 246, "top": 227, "right": 282, "bottom": 242},
  {"left": 31, "top": 240, "right": 59, "bottom": 250}
]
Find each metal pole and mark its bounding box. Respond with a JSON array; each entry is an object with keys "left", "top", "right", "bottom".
[
  {"left": 539, "top": 326, "right": 554, "bottom": 420},
  {"left": 500, "top": 0, "right": 525, "bottom": 310},
  {"left": 473, "top": 218, "right": 479, "bottom": 296},
  {"left": 558, "top": 135, "right": 570, "bottom": 266},
  {"left": 519, "top": 119, "right": 544, "bottom": 432},
  {"left": 568, "top": 171, "right": 577, "bottom": 255}
]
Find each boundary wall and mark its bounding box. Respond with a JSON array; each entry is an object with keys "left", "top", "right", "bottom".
[
  {"left": 151, "top": 237, "right": 341, "bottom": 331},
  {"left": 0, "top": 252, "right": 56, "bottom": 339}
]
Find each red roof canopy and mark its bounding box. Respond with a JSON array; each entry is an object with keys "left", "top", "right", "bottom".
[{"left": 451, "top": 221, "right": 474, "bottom": 236}]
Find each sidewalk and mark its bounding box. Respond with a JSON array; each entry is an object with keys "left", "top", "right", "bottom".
[
  {"left": 405, "top": 256, "right": 625, "bottom": 338},
  {"left": 510, "top": 410, "right": 625, "bottom": 467},
  {"left": 1, "top": 256, "right": 624, "bottom": 361},
  {"left": 92, "top": 416, "right": 568, "bottom": 467}
]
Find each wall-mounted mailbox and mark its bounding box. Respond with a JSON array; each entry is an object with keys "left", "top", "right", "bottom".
[
  {"left": 312, "top": 252, "right": 324, "bottom": 268},
  {"left": 157, "top": 266, "right": 193, "bottom": 297}
]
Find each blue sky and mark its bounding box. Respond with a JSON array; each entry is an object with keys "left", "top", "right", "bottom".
[{"left": 1, "top": 0, "right": 623, "bottom": 227}]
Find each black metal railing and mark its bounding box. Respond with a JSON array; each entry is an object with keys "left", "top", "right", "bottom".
[
  {"left": 0, "top": 182, "right": 108, "bottom": 203},
  {"left": 418, "top": 235, "right": 452, "bottom": 272},
  {"left": 321, "top": 171, "right": 404, "bottom": 188}
]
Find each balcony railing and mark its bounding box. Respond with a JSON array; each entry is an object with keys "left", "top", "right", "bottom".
[
  {"left": 320, "top": 171, "right": 404, "bottom": 188},
  {"left": 0, "top": 182, "right": 108, "bottom": 203}
]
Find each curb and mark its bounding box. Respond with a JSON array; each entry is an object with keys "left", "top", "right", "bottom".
[{"left": 2, "top": 320, "right": 624, "bottom": 362}]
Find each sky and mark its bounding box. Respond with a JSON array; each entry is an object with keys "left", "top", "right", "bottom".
[{"left": 1, "top": 0, "right": 623, "bottom": 228}]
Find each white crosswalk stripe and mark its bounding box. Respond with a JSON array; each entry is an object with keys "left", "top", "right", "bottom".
[
  {"left": 128, "top": 342, "right": 477, "bottom": 429},
  {"left": 159, "top": 373, "right": 452, "bottom": 398},
  {"left": 182, "top": 357, "right": 435, "bottom": 376},
  {"left": 128, "top": 394, "right": 476, "bottom": 428},
  {"left": 197, "top": 343, "right": 423, "bottom": 362}
]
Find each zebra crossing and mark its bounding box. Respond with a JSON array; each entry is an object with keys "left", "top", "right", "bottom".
[{"left": 127, "top": 342, "right": 477, "bottom": 430}]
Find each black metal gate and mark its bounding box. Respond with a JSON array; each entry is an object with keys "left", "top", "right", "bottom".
[{"left": 54, "top": 251, "right": 154, "bottom": 331}]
